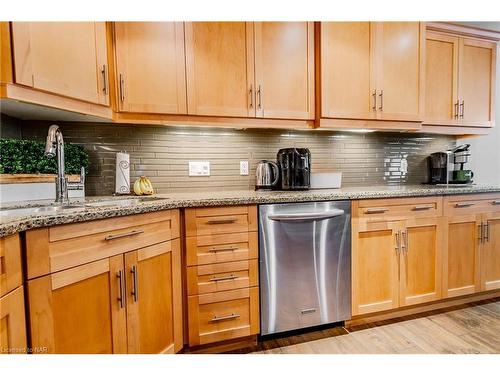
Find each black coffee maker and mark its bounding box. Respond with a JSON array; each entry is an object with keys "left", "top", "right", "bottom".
[{"left": 276, "top": 148, "right": 311, "bottom": 190}]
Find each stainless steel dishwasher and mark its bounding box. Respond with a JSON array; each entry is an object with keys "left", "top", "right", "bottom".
[{"left": 259, "top": 201, "right": 351, "bottom": 335}]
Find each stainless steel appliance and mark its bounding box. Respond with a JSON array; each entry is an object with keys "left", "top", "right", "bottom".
[
  {"left": 255, "top": 160, "right": 279, "bottom": 190},
  {"left": 428, "top": 144, "right": 473, "bottom": 185},
  {"left": 277, "top": 148, "right": 311, "bottom": 190},
  {"left": 259, "top": 201, "right": 351, "bottom": 335}
]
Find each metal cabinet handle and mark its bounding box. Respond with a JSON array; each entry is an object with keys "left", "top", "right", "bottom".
[
  {"left": 206, "top": 218, "right": 237, "bottom": 225},
  {"left": 378, "top": 90, "right": 384, "bottom": 111},
  {"left": 455, "top": 202, "right": 475, "bottom": 208},
  {"left": 208, "top": 246, "right": 238, "bottom": 253},
  {"left": 209, "top": 274, "right": 238, "bottom": 282},
  {"left": 413, "top": 204, "right": 434, "bottom": 211},
  {"left": 210, "top": 313, "right": 240, "bottom": 322},
  {"left": 249, "top": 84, "right": 253, "bottom": 109},
  {"left": 485, "top": 222, "right": 490, "bottom": 242},
  {"left": 119, "top": 73, "right": 125, "bottom": 102},
  {"left": 268, "top": 209, "right": 345, "bottom": 221},
  {"left": 104, "top": 230, "right": 144, "bottom": 241},
  {"left": 395, "top": 231, "right": 400, "bottom": 254},
  {"left": 365, "top": 208, "right": 389, "bottom": 214},
  {"left": 401, "top": 230, "right": 407, "bottom": 253},
  {"left": 478, "top": 224, "right": 483, "bottom": 244},
  {"left": 117, "top": 270, "right": 125, "bottom": 309},
  {"left": 257, "top": 84, "right": 262, "bottom": 109},
  {"left": 300, "top": 308, "right": 317, "bottom": 315},
  {"left": 101, "top": 65, "right": 108, "bottom": 95},
  {"left": 454, "top": 101, "right": 459, "bottom": 119},
  {"left": 372, "top": 90, "right": 377, "bottom": 111},
  {"left": 492, "top": 200, "right": 500, "bottom": 205},
  {"left": 131, "top": 265, "right": 138, "bottom": 302},
  {"left": 460, "top": 100, "right": 465, "bottom": 119}
]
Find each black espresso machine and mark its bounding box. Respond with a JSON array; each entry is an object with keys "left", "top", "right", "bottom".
[
  {"left": 276, "top": 148, "right": 311, "bottom": 190},
  {"left": 428, "top": 144, "right": 474, "bottom": 185}
]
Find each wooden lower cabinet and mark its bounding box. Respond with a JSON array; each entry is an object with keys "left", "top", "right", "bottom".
[
  {"left": 0, "top": 286, "right": 27, "bottom": 354},
  {"left": 124, "top": 239, "right": 182, "bottom": 354},
  {"left": 352, "top": 217, "right": 443, "bottom": 315},
  {"left": 481, "top": 212, "right": 500, "bottom": 291},
  {"left": 28, "top": 239, "right": 182, "bottom": 354},
  {"left": 399, "top": 217, "right": 443, "bottom": 306},
  {"left": 352, "top": 220, "right": 400, "bottom": 315},
  {"left": 443, "top": 214, "right": 481, "bottom": 298},
  {"left": 188, "top": 287, "right": 259, "bottom": 347},
  {"left": 28, "top": 255, "right": 127, "bottom": 354}
]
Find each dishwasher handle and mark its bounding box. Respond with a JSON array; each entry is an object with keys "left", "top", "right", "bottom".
[{"left": 268, "top": 209, "right": 345, "bottom": 221}]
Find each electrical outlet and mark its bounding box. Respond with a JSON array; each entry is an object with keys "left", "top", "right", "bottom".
[
  {"left": 240, "top": 161, "right": 249, "bottom": 176},
  {"left": 189, "top": 161, "right": 210, "bottom": 176}
]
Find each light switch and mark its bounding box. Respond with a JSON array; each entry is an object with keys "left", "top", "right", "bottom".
[
  {"left": 240, "top": 161, "right": 249, "bottom": 175},
  {"left": 189, "top": 161, "right": 210, "bottom": 176}
]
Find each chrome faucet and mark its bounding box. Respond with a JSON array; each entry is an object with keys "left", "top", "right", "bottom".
[{"left": 44, "top": 125, "right": 85, "bottom": 204}]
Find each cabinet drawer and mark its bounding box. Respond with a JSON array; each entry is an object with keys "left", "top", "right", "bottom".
[
  {"left": 188, "top": 287, "right": 259, "bottom": 347},
  {"left": 355, "top": 197, "right": 442, "bottom": 220},
  {"left": 0, "top": 234, "right": 22, "bottom": 298},
  {"left": 185, "top": 205, "right": 257, "bottom": 237},
  {"left": 187, "top": 259, "right": 258, "bottom": 296},
  {"left": 26, "top": 210, "right": 179, "bottom": 278},
  {"left": 444, "top": 194, "right": 500, "bottom": 216},
  {"left": 186, "top": 231, "right": 258, "bottom": 266}
]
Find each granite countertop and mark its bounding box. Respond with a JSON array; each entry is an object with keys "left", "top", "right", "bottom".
[{"left": 1, "top": 184, "right": 500, "bottom": 237}]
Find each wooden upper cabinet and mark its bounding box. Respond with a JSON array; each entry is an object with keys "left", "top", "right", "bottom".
[
  {"left": 320, "top": 22, "right": 375, "bottom": 119},
  {"left": 254, "top": 22, "right": 314, "bottom": 119},
  {"left": 375, "top": 22, "right": 424, "bottom": 121},
  {"left": 425, "top": 32, "right": 460, "bottom": 124},
  {"left": 114, "top": 22, "right": 187, "bottom": 114},
  {"left": 28, "top": 256, "right": 127, "bottom": 354},
  {"left": 11, "top": 22, "right": 109, "bottom": 105},
  {"left": 185, "top": 22, "right": 255, "bottom": 117},
  {"left": 458, "top": 38, "right": 496, "bottom": 127},
  {"left": 320, "top": 22, "right": 424, "bottom": 122},
  {"left": 124, "top": 240, "right": 183, "bottom": 354}
]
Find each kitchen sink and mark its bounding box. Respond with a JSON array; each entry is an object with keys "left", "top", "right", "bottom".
[
  {"left": 0, "top": 204, "right": 85, "bottom": 218},
  {"left": 84, "top": 197, "right": 170, "bottom": 208}
]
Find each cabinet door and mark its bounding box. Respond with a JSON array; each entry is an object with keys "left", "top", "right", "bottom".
[
  {"left": 11, "top": 22, "right": 108, "bottom": 105},
  {"left": 425, "top": 32, "right": 460, "bottom": 125},
  {"left": 254, "top": 22, "right": 314, "bottom": 119},
  {"left": 0, "top": 287, "right": 27, "bottom": 354},
  {"left": 399, "top": 218, "right": 443, "bottom": 306},
  {"left": 124, "top": 239, "right": 182, "bottom": 354},
  {"left": 352, "top": 220, "right": 401, "bottom": 315},
  {"left": 443, "top": 214, "right": 481, "bottom": 298},
  {"left": 185, "top": 22, "right": 255, "bottom": 117},
  {"left": 320, "top": 22, "right": 376, "bottom": 119},
  {"left": 481, "top": 212, "right": 500, "bottom": 291},
  {"left": 114, "top": 22, "right": 187, "bottom": 114},
  {"left": 458, "top": 38, "right": 496, "bottom": 127},
  {"left": 375, "top": 22, "right": 424, "bottom": 121},
  {"left": 27, "top": 256, "right": 127, "bottom": 354}
]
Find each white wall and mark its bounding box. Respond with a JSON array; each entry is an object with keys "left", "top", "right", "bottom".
[{"left": 456, "top": 23, "right": 500, "bottom": 185}]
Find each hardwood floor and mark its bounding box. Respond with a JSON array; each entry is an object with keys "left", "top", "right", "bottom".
[{"left": 239, "top": 299, "right": 500, "bottom": 354}]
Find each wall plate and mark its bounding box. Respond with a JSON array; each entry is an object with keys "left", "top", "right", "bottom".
[
  {"left": 240, "top": 161, "right": 249, "bottom": 176},
  {"left": 188, "top": 161, "right": 210, "bottom": 176}
]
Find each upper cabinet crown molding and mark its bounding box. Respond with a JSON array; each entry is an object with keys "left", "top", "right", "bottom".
[{"left": 426, "top": 22, "right": 500, "bottom": 42}]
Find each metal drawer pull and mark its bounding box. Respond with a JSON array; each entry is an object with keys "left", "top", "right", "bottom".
[
  {"left": 210, "top": 274, "right": 238, "bottom": 282},
  {"left": 131, "top": 265, "right": 138, "bottom": 302},
  {"left": 492, "top": 200, "right": 500, "bottom": 205},
  {"left": 210, "top": 313, "right": 240, "bottom": 322},
  {"left": 207, "top": 218, "right": 238, "bottom": 225},
  {"left": 117, "top": 270, "right": 125, "bottom": 309},
  {"left": 365, "top": 208, "right": 389, "bottom": 214},
  {"left": 104, "top": 230, "right": 144, "bottom": 241},
  {"left": 455, "top": 202, "right": 475, "bottom": 208},
  {"left": 413, "top": 204, "right": 434, "bottom": 211},
  {"left": 208, "top": 246, "right": 238, "bottom": 253},
  {"left": 300, "top": 308, "right": 317, "bottom": 315}
]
